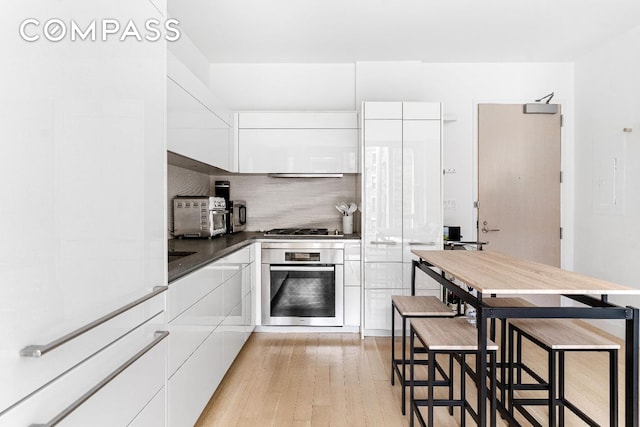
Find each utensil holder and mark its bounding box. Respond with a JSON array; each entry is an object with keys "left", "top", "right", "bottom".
[{"left": 342, "top": 215, "right": 353, "bottom": 234}]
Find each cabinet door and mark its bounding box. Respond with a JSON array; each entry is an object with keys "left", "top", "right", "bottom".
[
  {"left": 363, "top": 288, "right": 404, "bottom": 332},
  {"left": 363, "top": 262, "right": 403, "bottom": 289},
  {"left": 167, "top": 78, "right": 232, "bottom": 171},
  {"left": 238, "top": 111, "right": 358, "bottom": 129},
  {"left": 1, "top": 0, "right": 166, "bottom": 413},
  {"left": 238, "top": 129, "right": 358, "bottom": 173},
  {"left": 363, "top": 102, "right": 403, "bottom": 119},
  {"left": 363, "top": 120, "right": 403, "bottom": 262},
  {"left": 168, "top": 327, "right": 224, "bottom": 427},
  {"left": 402, "top": 119, "right": 443, "bottom": 263},
  {"left": 344, "top": 287, "right": 361, "bottom": 327}
]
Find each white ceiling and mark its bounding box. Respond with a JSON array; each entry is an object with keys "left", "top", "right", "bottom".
[{"left": 169, "top": 0, "right": 640, "bottom": 63}]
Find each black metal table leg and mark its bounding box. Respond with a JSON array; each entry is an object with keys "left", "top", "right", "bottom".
[
  {"left": 391, "top": 301, "right": 395, "bottom": 386},
  {"left": 477, "top": 302, "right": 487, "bottom": 426},
  {"left": 625, "top": 306, "right": 639, "bottom": 427}
]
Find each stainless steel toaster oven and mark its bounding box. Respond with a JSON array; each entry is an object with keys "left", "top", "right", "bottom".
[{"left": 173, "top": 196, "right": 227, "bottom": 238}]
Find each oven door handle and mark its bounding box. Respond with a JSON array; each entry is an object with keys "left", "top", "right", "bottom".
[{"left": 270, "top": 266, "right": 335, "bottom": 272}]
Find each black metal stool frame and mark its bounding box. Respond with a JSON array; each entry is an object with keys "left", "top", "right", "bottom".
[
  {"left": 507, "top": 323, "right": 618, "bottom": 427},
  {"left": 391, "top": 299, "right": 453, "bottom": 415},
  {"left": 409, "top": 325, "right": 498, "bottom": 427}
]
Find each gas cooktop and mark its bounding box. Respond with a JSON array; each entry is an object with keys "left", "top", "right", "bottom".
[{"left": 264, "top": 228, "right": 333, "bottom": 236}]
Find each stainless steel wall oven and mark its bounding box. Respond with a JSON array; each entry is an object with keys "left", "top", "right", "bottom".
[{"left": 261, "top": 242, "right": 344, "bottom": 326}]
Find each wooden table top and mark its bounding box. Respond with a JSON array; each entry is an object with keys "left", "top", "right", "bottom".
[{"left": 412, "top": 250, "right": 640, "bottom": 296}]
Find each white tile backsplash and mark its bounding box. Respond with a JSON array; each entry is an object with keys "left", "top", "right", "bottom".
[
  {"left": 210, "top": 174, "right": 358, "bottom": 232},
  {"left": 168, "top": 165, "right": 359, "bottom": 235}
]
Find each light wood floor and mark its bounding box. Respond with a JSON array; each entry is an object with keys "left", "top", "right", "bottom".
[{"left": 196, "top": 331, "right": 626, "bottom": 426}]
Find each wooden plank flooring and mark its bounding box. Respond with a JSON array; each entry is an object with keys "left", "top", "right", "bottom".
[{"left": 196, "top": 330, "right": 626, "bottom": 426}]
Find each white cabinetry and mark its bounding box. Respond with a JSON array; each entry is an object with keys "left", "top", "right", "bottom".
[
  {"left": 0, "top": 294, "right": 167, "bottom": 427},
  {"left": 167, "top": 51, "right": 235, "bottom": 172},
  {"left": 343, "top": 241, "right": 361, "bottom": 327},
  {"left": 167, "top": 245, "right": 255, "bottom": 427},
  {"left": 362, "top": 102, "right": 443, "bottom": 335},
  {"left": 1, "top": 0, "right": 166, "bottom": 423},
  {"left": 236, "top": 111, "right": 359, "bottom": 173}
]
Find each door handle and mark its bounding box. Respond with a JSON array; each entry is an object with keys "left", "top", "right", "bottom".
[{"left": 481, "top": 221, "right": 500, "bottom": 233}]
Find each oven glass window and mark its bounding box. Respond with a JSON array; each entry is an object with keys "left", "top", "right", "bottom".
[
  {"left": 270, "top": 266, "right": 335, "bottom": 317},
  {"left": 212, "top": 212, "right": 226, "bottom": 231}
]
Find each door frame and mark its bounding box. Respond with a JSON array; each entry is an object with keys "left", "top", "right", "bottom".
[{"left": 471, "top": 98, "right": 574, "bottom": 270}]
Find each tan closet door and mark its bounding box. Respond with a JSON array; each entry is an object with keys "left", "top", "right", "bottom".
[{"left": 478, "top": 104, "right": 561, "bottom": 267}]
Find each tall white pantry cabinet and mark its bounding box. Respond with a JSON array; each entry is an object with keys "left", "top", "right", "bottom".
[
  {"left": 361, "top": 102, "right": 443, "bottom": 335},
  {"left": 1, "top": 1, "right": 167, "bottom": 425}
]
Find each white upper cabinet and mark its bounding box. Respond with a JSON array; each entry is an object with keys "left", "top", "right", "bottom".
[
  {"left": 363, "top": 102, "right": 403, "bottom": 120},
  {"left": 402, "top": 102, "right": 442, "bottom": 120},
  {"left": 167, "top": 51, "right": 236, "bottom": 172},
  {"left": 236, "top": 111, "right": 359, "bottom": 173}
]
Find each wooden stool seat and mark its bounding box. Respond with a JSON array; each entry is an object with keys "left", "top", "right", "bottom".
[
  {"left": 508, "top": 318, "right": 619, "bottom": 426},
  {"left": 392, "top": 296, "right": 456, "bottom": 317},
  {"left": 509, "top": 319, "right": 620, "bottom": 350},
  {"left": 412, "top": 318, "right": 498, "bottom": 351},
  {"left": 410, "top": 318, "right": 498, "bottom": 427}
]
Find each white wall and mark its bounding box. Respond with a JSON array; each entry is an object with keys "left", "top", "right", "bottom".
[
  {"left": 210, "top": 61, "right": 575, "bottom": 267},
  {"left": 574, "top": 25, "right": 640, "bottom": 337},
  {"left": 210, "top": 63, "right": 356, "bottom": 110}
]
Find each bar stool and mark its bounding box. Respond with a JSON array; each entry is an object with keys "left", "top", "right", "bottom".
[
  {"left": 391, "top": 295, "right": 455, "bottom": 414},
  {"left": 508, "top": 319, "right": 620, "bottom": 426},
  {"left": 410, "top": 317, "right": 499, "bottom": 427},
  {"left": 484, "top": 297, "right": 536, "bottom": 406}
]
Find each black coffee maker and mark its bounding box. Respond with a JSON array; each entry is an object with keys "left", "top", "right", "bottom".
[{"left": 214, "top": 180, "right": 231, "bottom": 233}]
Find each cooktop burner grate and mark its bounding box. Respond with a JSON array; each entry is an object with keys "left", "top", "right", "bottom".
[{"left": 265, "top": 228, "right": 330, "bottom": 236}]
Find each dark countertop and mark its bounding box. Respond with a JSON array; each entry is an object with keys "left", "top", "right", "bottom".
[{"left": 168, "top": 232, "right": 361, "bottom": 283}]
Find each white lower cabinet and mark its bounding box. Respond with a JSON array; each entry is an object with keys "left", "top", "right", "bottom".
[
  {"left": 129, "top": 388, "right": 166, "bottom": 427},
  {"left": 344, "top": 286, "right": 361, "bottom": 326},
  {"left": 0, "top": 312, "right": 167, "bottom": 427},
  {"left": 343, "top": 242, "right": 362, "bottom": 327},
  {"left": 167, "top": 245, "right": 255, "bottom": 427},
  {"left": 169, "top": 327, "right": 224, "bottom": 427},
  {"left": 364, "top": 288, "right": 404, "bottom": 332}
]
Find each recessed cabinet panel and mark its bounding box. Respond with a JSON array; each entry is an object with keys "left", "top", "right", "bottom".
[
  {"left": 239, "top": 112, "right": 358, "bottom": 129},
  {"left": 402, "top": 262, "right": 441, "bottom": 291},
  {"left": 364, "top": 262, "right": 403, "bottom": 289},
  {"left": 402, "top": 102, "right": 441, "bottom": 120},
  {"left": 238, "top": 129, "right": 358, "bottom": 173},
  {"left": 363, "top": 102, "right": 403, "bottom": 120},
  {"left": 167, "top": 265, "right": 225, "bottom": 322},
  {"left": 344, "top": 287, "right": 361, "bottom": 326},
  {"left": 168, "top": 285, "right": 223, "bottom": 377},
  {"left": 128, "top": 387, "right": 166, "bottom": 427},
  {"left": 168, "top": 327, "right": 224, "bottom": 427},
  {"left": 402, "top": 119, "right": 443, "bottom": 261},
  {"left": 363, "top": 120, "right": 403, "bottom": 262},
  {"left": 364, "top": 289, "right": 404, "bottom": 331},
  {"left": 344, "top": 260, "right": 361, "bottom": 287}
]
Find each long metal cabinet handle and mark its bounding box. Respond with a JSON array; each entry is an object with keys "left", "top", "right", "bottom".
[
  {"left": 20, "top": 286, "right": 168, "bottom": 358},
  {"left": 369, "top": 241, "right": 398, "bottom": 245},
  {"left": 408, "top": 242, "right": 437, "bottom": 246},
  {"left": 29, "top": 330, "right": 169, "bottom": 427},
  {"left": 270, "top": 266, "right": 335, "bottom": 272}
]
